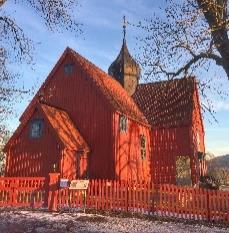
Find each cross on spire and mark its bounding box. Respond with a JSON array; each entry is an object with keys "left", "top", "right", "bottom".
[{"left": 123, "top": 16, "right": 127, "bottom": 40}]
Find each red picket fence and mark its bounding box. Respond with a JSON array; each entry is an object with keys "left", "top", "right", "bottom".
[
  {"left": 0, "top": 175, "right": 228, "bottom": 223},
  {"left": 0, "top": 177, "right": 47, "bottom": 208},
  {"left": 58, "top": 180, "right": 229, "bottom": 222}
]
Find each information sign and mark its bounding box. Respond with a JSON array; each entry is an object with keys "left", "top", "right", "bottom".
[{"left": 69, "top": 180, "right": 89, "bottom": 190}]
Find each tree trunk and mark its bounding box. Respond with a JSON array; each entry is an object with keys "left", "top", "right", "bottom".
[{"left": 197, "top": 0, "right": 229, "bottom": 78}]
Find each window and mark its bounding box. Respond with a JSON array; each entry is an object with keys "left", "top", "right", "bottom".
[
  {"left": 30, "top": 119, "right": 43, "bottom": 138},
  {"left": 64, "top": 63, "right": 74, "bottom": 75},
  {"left": 140, "top": 135, "right": 146, "bottom": 160},
  {"left": 120, "top": 115, "right": 127, "bottom": 132}
]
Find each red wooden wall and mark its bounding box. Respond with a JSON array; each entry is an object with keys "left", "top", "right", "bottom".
[
  {"left": 5, "top": 49, "right": 153, "bottom": 181},
  {"left": 113, "top": 112, "right": 151, "bottom": 181},
  {"left": 60, "top": 149, "right": 88, "bottom": 180},
  {"left": 6, "top": 109, "right": 61, "bottom": 177},
  {"left": 151, "top": 82, "right": 205, "bottom": 185},
  {"left": 6, "top": 52, "right": 115, "bottom": 180},
  {"left": 38, "top": 53, "right": 114, "bottom": 179},
  {"left": 151, "top": 126, "right": 194, "bottom": 184},
  {"left": 191, "top": 84, "right": 206, "bottom": 177}
]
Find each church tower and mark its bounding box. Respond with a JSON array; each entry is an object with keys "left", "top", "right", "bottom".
[{"left": 108, "top": 17, "right": 141, "bottom": 96}]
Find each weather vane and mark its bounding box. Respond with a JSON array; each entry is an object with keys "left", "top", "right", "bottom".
[{"left": 123, "top": 16, "right": 128, "bottom": 39}]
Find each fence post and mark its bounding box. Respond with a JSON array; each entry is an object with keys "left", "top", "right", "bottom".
[
  {"left": 125, "top": 181, "right": 128, "bottom": 212},
  {"left": 48, "top": 173, "right": 60, "bottom": 211},
  {"left": 10, "top": 179, "right": 17, "bottom": 206},
  {"left": 206, "top": 190, "right": 211, "bottom": 221}
]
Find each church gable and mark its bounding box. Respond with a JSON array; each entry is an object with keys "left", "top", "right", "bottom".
[
  {"left": 20, "top": 47, "right": 147, "bottom": 126},
  {"left": 5, "top": 105, "right": 61, "bottom": 177}
]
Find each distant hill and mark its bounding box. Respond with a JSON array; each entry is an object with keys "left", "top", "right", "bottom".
[
  {"left": 208, "top": 154, "right": 229, "bottom": 171},
  {"left": 207, "top": 154, "right": 229, "bottom": 185}
]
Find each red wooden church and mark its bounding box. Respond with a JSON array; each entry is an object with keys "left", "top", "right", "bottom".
[{"left": 4, "top": 33, "right": 206, "bottom": 185}]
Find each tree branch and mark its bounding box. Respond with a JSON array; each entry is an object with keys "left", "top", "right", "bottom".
[{"left": 156, "top": 51, "right": 223, "bottom": 78}]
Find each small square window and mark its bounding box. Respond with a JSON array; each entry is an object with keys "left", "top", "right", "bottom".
[
  {"left": 120, "top": 115, "right": 127, "bottom": 132},
  {"left": 140, "top": 135, "right": 146, "bottom": 160},
  {"left": 30, "top": 119, "right": 43, "bottom": 138},
  {"left": 64, "top": 63, "right": 74, "bottom": 75}
]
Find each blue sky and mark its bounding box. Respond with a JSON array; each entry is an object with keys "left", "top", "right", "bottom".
[{"left": 2, "top": 0, "right": 229, "bottom": 156}]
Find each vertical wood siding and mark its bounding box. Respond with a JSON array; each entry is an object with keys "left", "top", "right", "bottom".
[
  {"left": 113, "top": 112, "right": 151, "bottom": 181},
  {"left": 43, "top": 54, "right": 113, "bottom": 179},
  {"left": 7, "top": 53, "right": 114, "bottom": 179},
  {"left": 151, "top": 84, "right": 205, "bottom": 185},
  {"left": 6, "top": 109, "right": 61, "bottom": 177},
  {"left": 151, "top": 126, "right": 193, "bottom": 184},
  {"left": 190, "top": 84, "right": 206, "bottom": 179},
  {"left": 60, "top": 149, "right": 88, "bottom": 180}
]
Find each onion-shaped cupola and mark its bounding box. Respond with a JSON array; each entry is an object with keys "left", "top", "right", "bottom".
[{"left": 108, "top": 17, "right": 141, "bottom": 96}]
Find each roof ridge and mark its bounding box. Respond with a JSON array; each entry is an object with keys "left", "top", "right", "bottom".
[
  {"left": 67, "top": 47, "right": 110, "bottom": 79},
  {"left": 138, "top": 77, "right": 196, "bottom": 86}
]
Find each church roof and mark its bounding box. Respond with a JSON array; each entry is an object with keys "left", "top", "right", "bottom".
[
  {"left": 40, "top": 104, "right": 89, "bottom": 151},
  {"left": 108, "top": 39, "right": 141, "bottom": 83},
  {"left": 132, "top": 77, "right": 197, "bottom": 128}
]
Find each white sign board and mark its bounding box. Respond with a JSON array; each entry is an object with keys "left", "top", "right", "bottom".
[
  {"left": 59, "top": 178, "right": 69, "bottom": 188},
  {"left": 69, "top": 180, "right": 89, "bottom": 190}
]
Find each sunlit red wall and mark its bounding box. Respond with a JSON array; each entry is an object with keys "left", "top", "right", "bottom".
[
  {"left": 113, "top": 112, "right": 152, "bottom": 181},
  {"left": 60, "top": 149, "right": 88, "bottom": 180},
  {"left": 151, "top": 84, "right": 205, "bottom": 185},
  {"left": 151, "top": 126, "right": 194, "bottom": 184},
  {"left": 6, "top": 109, "right": 61, "bottom": 177},
  {"left": 6, "top": 52, "right": 114, "bottom": 179},
  {"left": 191, "top": 83, "right": 206, "bottom": 178}
]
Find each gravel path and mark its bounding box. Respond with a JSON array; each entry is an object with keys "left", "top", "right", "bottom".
[{"left": 0, "top": 209, "right": 228, "bottom": 233}]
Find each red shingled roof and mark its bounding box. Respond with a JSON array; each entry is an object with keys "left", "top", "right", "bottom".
[
  {"left": 132, "top": 77, "right": 196, "bottom": 128},
  {"left": 5, "top": 103, "right": 90, "bottom": 151},
  {"left": 40, "top": 104, "right": 89, "bottom": 151},
  {"left": 20, "top": 47, "right": 148, "bottom": 125}
]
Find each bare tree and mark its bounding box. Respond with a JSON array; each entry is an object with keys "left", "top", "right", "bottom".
[
  {"left": 197, "top": 0, "right": 229, "bottom": 77},
  {"left": 0, "top": 131, "right": 9, "bottom": 176},
  {"left": 136, "top": 0, "right": 229, "bottom": 118},
  {"left": 0, "top": 0, "right": 82, "bottom": 136}
]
